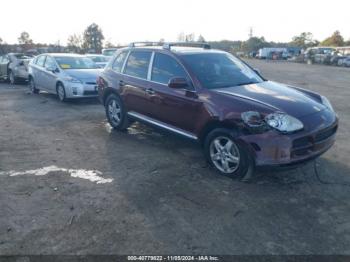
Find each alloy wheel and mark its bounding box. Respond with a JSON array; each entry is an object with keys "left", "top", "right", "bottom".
[
  {"left": 9, "top": 72, "right": 15, "bottom": 84},
  {"left": 108, "top": 99, "right": 121, "bottom": 125},
  {"left": 210, "top": 136, "right": 240, "bottom": 174},
  {"left": 58, "top": 85, "right": 65, "bottom": 101},
  {"left": 29, "top": 78, "right": 35, "bottom": 92}
]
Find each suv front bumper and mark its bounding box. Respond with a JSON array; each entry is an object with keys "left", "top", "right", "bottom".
[{"left": 240, "top": 110, "right": 338, "bottom": 167}]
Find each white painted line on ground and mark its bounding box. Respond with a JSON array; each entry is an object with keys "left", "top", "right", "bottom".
[{"left": 0, "top": 165, "right": 113, "bottom": 184}]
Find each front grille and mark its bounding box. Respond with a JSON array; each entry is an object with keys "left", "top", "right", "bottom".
[
  {"left": 83, "top": 90, "right": 98, "bottom": 95},
  {"left": 291, "top": 125, "right": 337, "bottom": 158},
  {"left": 292, "top": 136, "right": 310, "bottom": 148},
  {"left": 315, "top": 126, "right": 337, "bottom": 143},
  {"left": 85, "top": 81, "right": 96, "bottom": 85}
]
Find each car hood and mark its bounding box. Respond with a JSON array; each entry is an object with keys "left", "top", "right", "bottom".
[
  {"left": 214, "top": 81, "right": 326, "bottom": 118},
  {"left": 65, "top": 69, "right": 102, "bottom": 82}
]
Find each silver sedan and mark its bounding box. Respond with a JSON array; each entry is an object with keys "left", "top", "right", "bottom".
[{"left": 28, "top": 53, "right": 102, "bottom": 102}]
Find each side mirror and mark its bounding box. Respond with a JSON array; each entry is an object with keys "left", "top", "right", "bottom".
[
  {"left": 168, "top": 77, "right": 189, "bottom": 89},
  {"left": 253, "top": 68, "right": 261, "bottom": 75},
  {"left": 46, "top": 65, "right": 57, "bottom": 73}
]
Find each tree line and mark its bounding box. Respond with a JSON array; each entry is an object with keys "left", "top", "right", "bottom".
[{"left": 1, "top": 24, "right": 349, "bottom": 55}]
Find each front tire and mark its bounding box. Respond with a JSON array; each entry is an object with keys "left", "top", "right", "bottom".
[
  {"left": 9, "top": 71, "right": 17, "bottom": 85},
  {"left": 56, "top": 83, "right": 67, "bottom": 102},
  {"left": 29, "top": 77, "right": 39, "bottom": 94},
  {"left": 204, "top": 128, "right": 254, "bottom": 179},
  {"left": 105, "top": 93, "right": 130, "bottom": 130}
]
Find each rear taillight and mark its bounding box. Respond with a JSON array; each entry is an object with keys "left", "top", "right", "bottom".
[{"left": 97, "top": 76, "right": 105, "bottom": 88}]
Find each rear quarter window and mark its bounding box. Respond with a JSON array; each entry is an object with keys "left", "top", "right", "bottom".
[
  {"left": 36, "top": 56, "right": 46, "bottom": 67},
  {"left": 112, "top": 51, "right": 128, "bottom": 73}
]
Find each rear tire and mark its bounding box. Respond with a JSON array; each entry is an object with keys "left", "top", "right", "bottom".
[
  {"left": 204, "top": 128, "right": 255, "bottom": 179},
  {"left": 105, "top": 93, "right": 130, "bottom": 130},
  {"left": 56, "top": 83, "right": 67, "bottom": 102}
]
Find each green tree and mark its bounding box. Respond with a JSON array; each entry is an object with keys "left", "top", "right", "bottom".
[
  {"left": 67, "top": 34, "right": 83, "bottom": 53},
  {"left": 197, "top": 35, "right": 206, "bottom": 42},
  {"left": 18, "top": 31, "right": 33, "bottom": 45},
  {"left": 290, "top": 32, "right": 317, "bottom": 48},
  {"left": 241, "top": 37, "right": 268, "bottom": 53},
  {"left": 320, "top": 31, "right": 344, "bottom": 47},
  {"left": 82, "top": 23, "right": 104, "bottom": 53}
]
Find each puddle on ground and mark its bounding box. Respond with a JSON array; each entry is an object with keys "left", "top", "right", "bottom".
[
  {"left": 0, "top": 165, "right": 113, "bottom": 184},
  {"left": 103, "top": 121, "right": 164, "bottom": 139}
]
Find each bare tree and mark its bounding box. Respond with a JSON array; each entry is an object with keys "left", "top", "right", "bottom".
[
  {"left": 177, "top": 32, "right": 185, "bottom": 42},
  {"left": 185, "top": 33, "right": 195, "bottom": 42},
  {"left": 67, "top": 34, "right": 83, "bottom": 53}
]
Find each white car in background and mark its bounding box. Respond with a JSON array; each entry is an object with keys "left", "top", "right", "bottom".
[
  {"left": 102, "top": 48, "right": 117, "bottom": 56},
  {"left": 0, "top": 53, "right": 32, "bottom": 84},
  {"left": 85, "top": 54, "right": 110, "bottom": 68},
  {"left": 338, "top": 56, "right": 350, "bottom": 67},
  {"left": 28, "top": 53, "right": 102, "bottom": 102}
]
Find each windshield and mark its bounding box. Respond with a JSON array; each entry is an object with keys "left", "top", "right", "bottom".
[
  {"left": 55, "top": 56, "right": 98, "bottom": 69},
  {"left": 89, "top": 56, "right": 109, "bottom": 63},
  {"left": 181, "top": 52, "right": 264, "bottom": 89},
  {"left": 103, "top": 50, "right": 117, "bottom": 56},
  {"left": 14, "top": 54, "right": 31, "bottom": 59}
]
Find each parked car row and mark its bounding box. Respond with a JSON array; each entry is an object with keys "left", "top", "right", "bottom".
[
  {"left": 0, "top": 52, "right": 113, "bottom": 85},
  {"left": 0, "top": 53, "right": 33, "bottom": 84},
  {"left": 1, "top": 42, "right": 339, "bottom": 177},
  {"left": 303, "top": 47, "right": 350, "bottom": 66}
]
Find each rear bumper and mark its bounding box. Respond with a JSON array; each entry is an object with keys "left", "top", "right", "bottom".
[{"left": 240, "top": 110, "right": 338, "bottom": 167}]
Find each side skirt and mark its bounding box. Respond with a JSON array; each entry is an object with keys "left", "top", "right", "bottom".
[{"left": 127, "top": 111, "right": 198, "bottom": 141}]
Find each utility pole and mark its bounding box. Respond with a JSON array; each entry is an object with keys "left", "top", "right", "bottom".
[{"left": 249, "top": 27, "right": 253, "bottom": 39}]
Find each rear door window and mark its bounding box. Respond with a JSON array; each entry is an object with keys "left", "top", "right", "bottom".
[
  {"left": 44, "top": 56, "right": 56, "bottom": 69},
  {"left": 124, "top": 51, "right": 151, "bottom": 79},
  {"left": 36, "top": 56, "right": 46, "bottom": 67},
  {"left": 112, "top": 51, "right": 128, "bottom": 73},
  {"left": 151, "top": 53, "right": 188, "bottom": 84}
]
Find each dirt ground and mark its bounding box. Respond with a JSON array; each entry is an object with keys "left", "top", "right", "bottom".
[{"left": 0, "top": 60, "right": 350, "bottom": 255}]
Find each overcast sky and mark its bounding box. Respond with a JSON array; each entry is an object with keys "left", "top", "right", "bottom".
[{"left": 1, "top": 0, "right": 349, "bottom": 45}]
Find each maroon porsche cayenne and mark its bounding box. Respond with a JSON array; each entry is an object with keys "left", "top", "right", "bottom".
[{"left": 97, "top": 42, "right": 338, "bottom": 177}]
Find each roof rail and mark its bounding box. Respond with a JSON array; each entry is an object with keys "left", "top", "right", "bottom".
[
  {"left": 128, "top": 42, "right": 163, "bottom": 48},
  {"left": 162, "top": 42, "right": 211, "bottom": 50}
]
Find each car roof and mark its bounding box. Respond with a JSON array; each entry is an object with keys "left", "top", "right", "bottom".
[
  {"left": 85, "top": 54, "right": 105, "bottom": 57},
  {"left": 43, "top": 53, "right": 85, "bottom": 58},
  {"left": 122, "top": 46, "right": 226, "bottom": 55}
]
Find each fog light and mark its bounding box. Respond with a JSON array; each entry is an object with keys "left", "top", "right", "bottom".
[{"left": 72, "top": 87, "right": 78, "bottom": 95}]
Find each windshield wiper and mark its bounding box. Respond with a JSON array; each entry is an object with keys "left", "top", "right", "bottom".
[{"left": 236, "top": 81, "right": 259, "bottom": 86}]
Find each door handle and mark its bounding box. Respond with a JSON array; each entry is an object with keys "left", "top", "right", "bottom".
[
  {"left": 145, "top": 88, "right": 155, "bottom": 95},
  {"left": 119, "top": 80, "right": 125, "bottom": 87}
]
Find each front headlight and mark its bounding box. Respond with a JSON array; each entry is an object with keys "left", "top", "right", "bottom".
[
  {"left": 321, "top": 96, "right": 334, "bottom": 112},
  {"left": 63, "top": 76, "right": 81, "bottom": 83},
  {"left": 265, "top": 113, "right": 303, "bottom": 133}
]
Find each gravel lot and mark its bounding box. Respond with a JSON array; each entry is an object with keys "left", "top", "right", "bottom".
[{"left": 0, "top": 60, "right": 350, "bottom": 255}]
